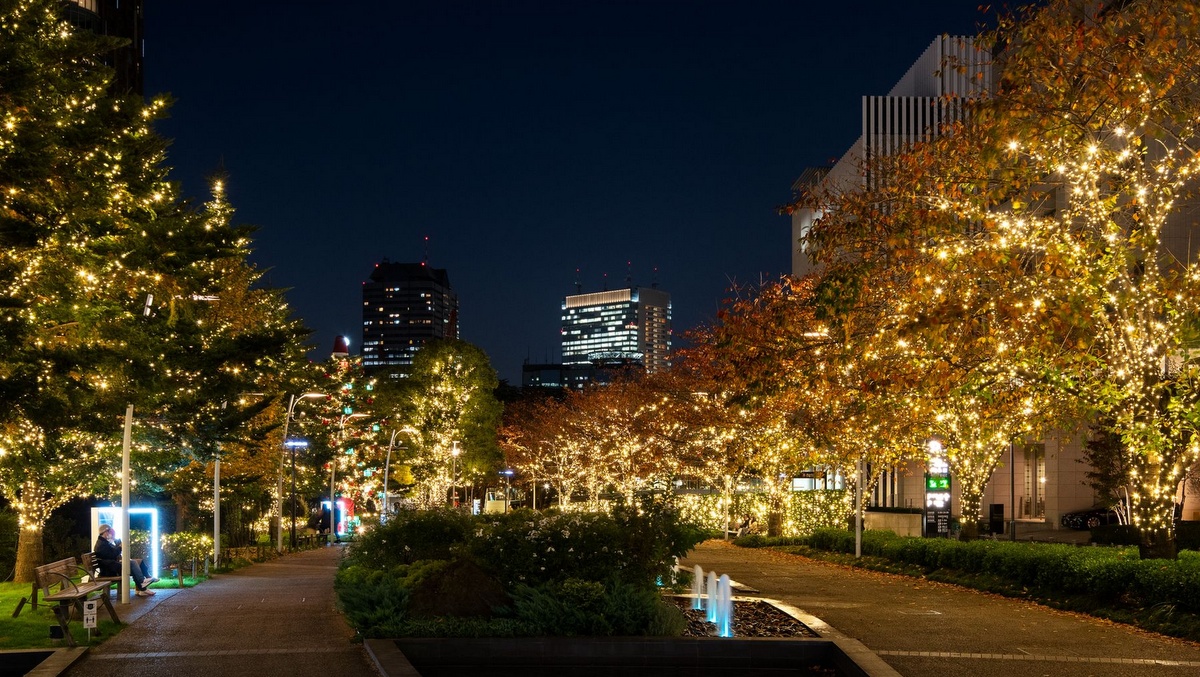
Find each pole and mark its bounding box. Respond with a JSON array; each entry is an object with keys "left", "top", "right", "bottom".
[
  {"left": 120, "top": 405, "right": 133, "bottom": 605},
  {"left": 382, "top": 431, "right": 398, "bottom": 524},
  {"left": 213, "top": 454, "right": 220, "bottom": 568},
  {"left": 329, "top": 455, "right": 336, "bottom": 545},
  {"left": 290, "top": 443, "right": 298, "bottom": 548},
  {"left": 1009, "top": 438, "right": 1017, "bottom": 542},
  {"left": 855, "top": 458, "right": 863, "bottom": 559},
  {"left": 276, "top": 394, "right": 296, "bottom": 554}
]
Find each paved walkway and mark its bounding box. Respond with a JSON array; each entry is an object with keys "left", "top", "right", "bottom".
[
  {"left": 64, "top": 545, "right": 378, "bottom": 677},
  {"left": 682, "top": 539, "right": 1200, "bottom": 677}
]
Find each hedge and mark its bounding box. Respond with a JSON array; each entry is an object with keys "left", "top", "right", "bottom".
[{"left": 748, "top": 528, "right": 1200, "bottom": 614}]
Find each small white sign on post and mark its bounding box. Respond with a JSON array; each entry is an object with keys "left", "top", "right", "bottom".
[{"left": 83, "top": 600, "right": 98, "bottom": 629}]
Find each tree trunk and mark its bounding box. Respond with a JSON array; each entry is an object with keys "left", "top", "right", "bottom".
[
  {"left": 958, "top": 483, "right": 984, "bottom": 542},
  {"left": 1139, "top": 527, "right": 1177, "bottom": 560},
  {"left": 767, "top": 511, "right": 783, "bottom": 537},
  {"left": 14, "top": 520, "right": 45, "bottom": 583}
]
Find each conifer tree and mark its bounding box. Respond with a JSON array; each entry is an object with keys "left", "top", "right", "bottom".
[{"left": 0, "top": 0, "right": 307, "bottom": 579}]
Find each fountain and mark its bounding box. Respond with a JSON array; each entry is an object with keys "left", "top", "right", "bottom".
[
  {"left": 716, "top": 574, "right": 734, "bottom": 637},
  {"left": 705, "top": 571, "right": 719, "bottom": 623},
  {"left": 691, "top": 565, "right": 705, "bottom": 610}
]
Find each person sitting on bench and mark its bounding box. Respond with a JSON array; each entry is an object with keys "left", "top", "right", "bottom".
[{"left": 94, "top": 524, "right": 158, "bottom": 597}]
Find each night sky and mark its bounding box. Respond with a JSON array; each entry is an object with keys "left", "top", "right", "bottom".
[{"left": 143, "top": 1, "right": 991, "bottom": 383}]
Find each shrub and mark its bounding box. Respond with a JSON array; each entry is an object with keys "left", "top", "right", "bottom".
[
  {"left": 348, "top": 508, "right": 472, "bottom": 569},
  {"left": 334, "top": 560, "right": 448, "bottom": 637},
  {"left": 788, "top": 530, "right": 1200, "bottom": 615},
  {"left": 334, "top": 565, "right": 414, "bottom": 637},
  {"left": 337, "top": 502, "right": 701, "bottom": 639},
  {"left": 162, "top": 532, "right": 213, "bottom": 564},
  {"left": 511, "top": 578, "right": 686, "bottom": 636},
  {"left": 467, "top": 509, "right": 625, "bottom": 587}
]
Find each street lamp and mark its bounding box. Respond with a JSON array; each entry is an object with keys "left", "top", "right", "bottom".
[
  {"left": 330, "top": 412, "right": 368, "bottom": 543},
  {"left": 500, "top": 468, "right": 514, "bottom": 512},
  {"left": 451, "top": 441, "right": 461, "bottom": 508},
  {"left": 286, "top": 437, "right": 309, "bottom": 549},
  {"left": 381, "top": 427, "right": 417, "bottom": 524},
  {"left": 278, "top": 392, "right": 324, "bottom": 552}
]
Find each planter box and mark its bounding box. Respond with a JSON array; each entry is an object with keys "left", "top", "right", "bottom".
[{"left": 366, "top": 636, "right": 888, "bottom": 677}]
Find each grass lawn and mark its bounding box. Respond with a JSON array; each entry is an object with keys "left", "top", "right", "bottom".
[
  {"left": 0, "top": 582, "right": 123, "bottom": 649},
  {"left": 1, "top": 572, "right": 207, "bottom": 649}
]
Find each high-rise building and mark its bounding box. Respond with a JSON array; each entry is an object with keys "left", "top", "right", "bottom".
[
  {"left": 64, "top": 0, "right": 144, "bottom": 96},
  {"left": 561, "top": 286, "right": 671, "bottom": 374},
  {"left": 361, "top": 260, "right": 458, "bottom": 376}
]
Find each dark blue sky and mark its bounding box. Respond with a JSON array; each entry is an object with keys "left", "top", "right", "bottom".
[{"left": 144, "top": 1, "right": 991, "bottom": 383}]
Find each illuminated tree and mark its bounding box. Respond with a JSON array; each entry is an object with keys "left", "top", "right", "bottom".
[
  {"left": 979, "top": 0, "right": 1200, "bottom": 557},
  {"left": 501, "top": 394, "right": 593, "bottom": 507},
  {"left": 390, "top": 339, "right": 502, "bottom": 508},
  {"left": 0, "top": 1, "right": 308, "bottom": 579},
  {"left": 299, "top": 352, "right": 379, "bottom": 527},
  {"left": 802, "top": 0, "right": 1200, "bottom": 555}
]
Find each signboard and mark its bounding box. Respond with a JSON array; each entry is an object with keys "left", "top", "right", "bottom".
[
  {"left": 924, "top": 455, "right": 952, "bottom": 537},
  {"left": 83, "top": 600, "right": 98, "bottom": 629}
]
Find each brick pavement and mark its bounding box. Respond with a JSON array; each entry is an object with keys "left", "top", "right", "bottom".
[
  {"left": 682, "top": 539, "right": 1200, "bottom": 677},
  {"left": 64, "top": 545, "right": 378, "bottom": 677}
]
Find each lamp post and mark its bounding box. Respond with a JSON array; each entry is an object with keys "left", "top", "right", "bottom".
[
  {"left": 380, "top": 426, "right": 416, "bottom": 525},
  {"left": 500, "top": 469, "right": 514, "bottom": 512},
  {"left": 286, "top": 437, "right": 309, "bottom": 548},
  {"left": 278, "top": 393, "right": 323, "bottom": 553},
  {"left": 382, "top": 430, "right": 401, "bottom": 524},
  {"left": 451, "top": 441, "right": 461, "bottom": 508},
  {"left": 330, "top": 412, "right": 368, "bottom": 543}
]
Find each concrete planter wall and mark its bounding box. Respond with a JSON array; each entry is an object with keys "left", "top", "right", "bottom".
[{"left": 864, "top": 511, "right": 922, "bottom": 538}]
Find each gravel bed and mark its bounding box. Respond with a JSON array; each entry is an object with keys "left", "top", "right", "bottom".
[{"left": 672, "top": 597, "right": 820, "bottom": 638}]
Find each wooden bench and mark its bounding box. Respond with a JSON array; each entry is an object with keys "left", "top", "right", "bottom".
[
  {"left": 35, "top": 557, "right": 121, "bottom": 646},
  {"left": 80, "top": 551, "right": 123, "bottom": 587}
]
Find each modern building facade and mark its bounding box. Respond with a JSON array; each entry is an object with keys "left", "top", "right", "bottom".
[
  {"left": 561, "top": 286, "right": 671, "bottom": 374},
  {"left": 64, "top": 0, "right": 144, "bottom": 95},
  {"left": 789, "top": 35, "right": 989, "bottom": 277},
  {"left": 361, "top": 260, "right": 458, "bottom": 376},
  {"left": 787, "top": 31, "right": 1200, "bottom": 530}
]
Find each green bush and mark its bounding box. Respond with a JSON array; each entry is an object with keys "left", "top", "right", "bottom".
[
  {"left": 337, "top": 501, "right": 701, "bottom": 639},
  {"left": 349, "top": 508, "right": 472, "bottom": 569},
  {"left": 334, "top": 560, "right": 448, "bottom": 637},
  {"left": 511, "top": 578, "right": 686, "bottom": 636},
  {"left": 467, "top": 499, "right": 703, "bottom": 590},
  {"left": 786, "top": 530, "right": 1200, "bottom": 615},
  {"left": 162, "top": 532, "right": 213, "bottom": 563}
]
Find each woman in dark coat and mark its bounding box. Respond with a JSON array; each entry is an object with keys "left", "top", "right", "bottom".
[{"left": 94, "top": 524, "right": 158, "bottom": 596}]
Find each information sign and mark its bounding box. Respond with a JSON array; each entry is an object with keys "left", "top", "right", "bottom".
[
  {"left": 924, "top": 454, "right": 952, "bottom": 537},
  {"left": 83, "top": 600, "right": 98, "bottom": 629}
]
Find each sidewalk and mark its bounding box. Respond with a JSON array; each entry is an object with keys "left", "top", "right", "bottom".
[
  {"left": 682, "top": 539, "right": 1200, "bottom": 677},
  {"left": 62, "top": 545, "right": 377, "bottom": 677}
]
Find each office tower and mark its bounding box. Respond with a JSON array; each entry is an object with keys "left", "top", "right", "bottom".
[
  {"left": 64, "top": 0, "right": 144, "bottom": 95},
  {"left": 561, "top": 286, "right": 671, "bottom": 374},
  {"left": 361, "top": 260, "right": 458, "bottom": 376}
]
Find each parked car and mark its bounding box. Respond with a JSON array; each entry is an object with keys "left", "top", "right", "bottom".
[{"left": 1060, "top": 506, "right": 1121, "bottom": 530}]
